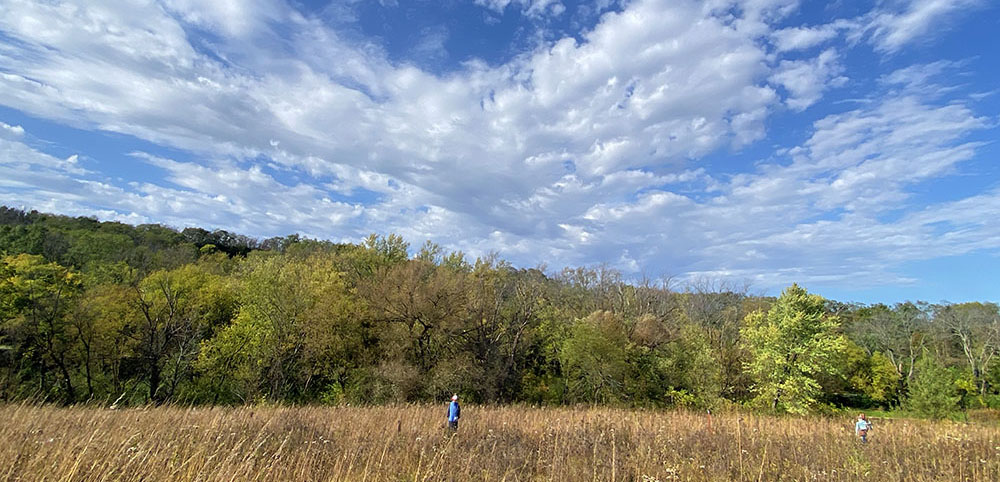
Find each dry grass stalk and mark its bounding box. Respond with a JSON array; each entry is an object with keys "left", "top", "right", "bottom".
[{"left": 1, "top": 403, "right": 998, "bottom": 481}]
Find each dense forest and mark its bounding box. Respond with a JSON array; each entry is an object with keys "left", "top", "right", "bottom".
[{"left": 1, "top": 206, "right": 997, "bottom": 416}]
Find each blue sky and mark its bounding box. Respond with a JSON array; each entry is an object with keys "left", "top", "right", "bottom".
[{"left": 1, "top": 0, "right": 999, "bottom": 304}]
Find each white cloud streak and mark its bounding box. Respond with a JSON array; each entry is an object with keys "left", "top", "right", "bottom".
[
  {"left": 865, "top": 0, "right": 985, "bottom": 54},
  {"left": 771, "top": 24, "right": 839, "bottom": 52}
]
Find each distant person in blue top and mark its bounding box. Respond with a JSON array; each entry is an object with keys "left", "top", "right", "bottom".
[
  {"left": 447, "top": 394, "right": 461, "bottom": 431},
  {"left": 855, "top": 413, "right": 872, "bottom": 443}
]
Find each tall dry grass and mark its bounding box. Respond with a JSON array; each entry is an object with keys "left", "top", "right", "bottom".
[{"left": 1, "top": 403, "right": 998, "bottom": 481}]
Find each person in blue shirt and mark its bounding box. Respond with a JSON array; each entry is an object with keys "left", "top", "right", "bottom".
[
  {"left": 447, "top": 394, "right": 461, "bottom": 431},
  {"left": 855, "top": 413, "right": 872, "bottom": 443}
]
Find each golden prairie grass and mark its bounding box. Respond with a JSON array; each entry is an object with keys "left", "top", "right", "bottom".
[{"left": 1, "top": 403, "right": 998, "bottom": 481}]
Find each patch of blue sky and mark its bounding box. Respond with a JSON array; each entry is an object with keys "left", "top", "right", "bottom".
[
  {"left": 821, "top": 252, "right": 1000, "bottom": 304},
  {"left": 695, "top": 141, "right": 779, "bottom": 180},
  {"left": 252, "top": 155, "right": 307, "bottom": 184},
  {"left": 335, "top": 184, "right": 384, "bottom": 204},
  {"left": 295, "top": 0, "right": 623, "bottom": 73},
  {"left": 815, "top": 283, "right": 921, "bottom": 306},
  {"left": 903, "top": 252, "right": 1000, "bottom": 304},
  {"left": 0, "top": 105, "right": 197, "bottom": 186},
  {"left": 774, "top": 0, "right": 866, "bottom": 27},
  {"left": 321, "top": 1, "right": 519, "bottom": 71},
  {"left": 174, "top": 24, "right": 237, "bottom": 65},
  {"left": 902, "top": 3, "right": 1000, "bottom": 60},
  {"left": 525, "top": 0, "right": 628, "bottom": 45}
]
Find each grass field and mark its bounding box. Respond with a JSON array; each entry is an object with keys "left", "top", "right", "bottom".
[{"left": 2, "top": 403, "right": 998, "bottom": 481}]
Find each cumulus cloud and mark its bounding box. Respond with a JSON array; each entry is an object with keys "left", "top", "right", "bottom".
[
  {"left": 0, "top": 0, "right": 996, "bottom": 293},
  {"left": 539, "top": 61, "right": 991, "bottom": 287},
  {"left": 0, "top": 121, "right": 25, "bottom": 138},
  {"left": 0, "top": 0, "right": 789, "bottom": 241},
  {"left": 696, "top": 72, "right": 990, "bottom": 283}
]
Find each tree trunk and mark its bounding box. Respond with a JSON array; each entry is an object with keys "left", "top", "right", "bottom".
[
  {"left": 84, "top": 351, "right": 93, "bottom": 399},
  {"left": 56, "top": 358, "right": 75, "bottom": 404},
  {"left": 148, "top": 356, "right": 161, "bottom": 403}
]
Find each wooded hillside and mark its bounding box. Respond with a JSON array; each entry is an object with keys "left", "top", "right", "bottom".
[{"left": 1, "top": 206, "right": 997, "bottom": 414}]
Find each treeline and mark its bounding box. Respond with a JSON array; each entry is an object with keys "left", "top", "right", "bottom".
[{"left": 1, "top": 206, "right": 998, "bottom": 415}]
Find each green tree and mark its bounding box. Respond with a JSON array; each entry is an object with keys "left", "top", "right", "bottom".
[
  {"left": 127, "top": 263, "right": 234, "bottom": 403},
  {"left": 360, "top": 258, "right": 465, "bottom": 400},
  {"left": 341, "top": 234, "right": 409, "bottom": 281},
  {"left": 0, "top": 254, "right": 83, "bottom": 402},
  {"left": 741, "top": 284, "right": 848, "bottom": 414},
  {"left": 849, "top": 302, "right": 930, "bottom": 392},
  {"left": 64, "top": 231, "right": 134, "bottom": 272},
  {"left": 442, "top": 258, "right": 543, "bottom": 403},
  {"left": 197, "top": 251, "right": 362, "bottom": 403},
  {"left": 846, "top": 345, "right": 901, "bottom": 405},
  {"left": 560, "top": 311, "right": 628, "bottom": 403},
  {"left": 679, "top": 281, "right": 758, "bottom": 402},
  {"left": 68, "top": 283, "right": 131, "bottom": 400},
  {"left": 905, "top": 354, "right": 959, "bottom": 419},
  {"left": 655, "top": 323, "right": 722, "bottom": 407}
]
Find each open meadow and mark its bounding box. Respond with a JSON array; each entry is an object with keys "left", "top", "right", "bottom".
[{"left": 2, "top": 404, "right": 999, "bottom": 481}]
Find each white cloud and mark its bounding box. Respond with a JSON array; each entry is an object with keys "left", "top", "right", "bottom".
[
  {"left": 474, "top": 0, "right": 567, "bottom": 18},
  {"left": 521, "top": 63, "right": 992, "bottom": 287},
  {"left": 0, "top": 121, "right": 25, "bottom": 138},
  {"left": 0, "top": 132, "right": 372, "bottom": 238},
  {"left": 771, "top": 24, "right": 839, "bottom": 52},
  {"left": 0, "top": 125, "right": 89, "bottom": 177},
  {"left": 878, "top": 60, "right": 969, "bottom": 99},
  {"left": 410, "top": 26, "right": 450, "bottom": 65},
  {"left": 161, "top": 0, "right": 285, "bottom": 37},
  {"left": 769, "top": 48, "right": 846, "bottom": 111},
  {"left": 865, "top": 0, "right": 984, "bottom": 54}
]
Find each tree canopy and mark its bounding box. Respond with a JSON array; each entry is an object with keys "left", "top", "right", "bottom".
[{"left": 1, "top": 206, "right": 999, "bottom": 414}]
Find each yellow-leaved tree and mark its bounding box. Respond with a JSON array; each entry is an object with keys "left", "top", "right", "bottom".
[{"left": 741, "top": 284, "right": 847, "bottom": 414}]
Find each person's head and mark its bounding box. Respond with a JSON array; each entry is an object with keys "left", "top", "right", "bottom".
[
  {"left": 451, "top": 394, "right": 459, "bottom": 402},
  {"left": 858, "top": 413, "right": 866, "bottom": 420}
]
